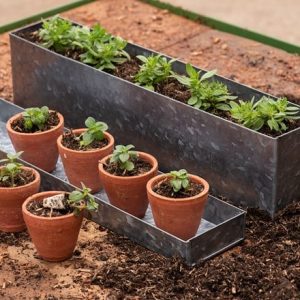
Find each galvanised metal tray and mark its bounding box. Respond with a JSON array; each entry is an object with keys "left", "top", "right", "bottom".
[
  {"left": 9, "top": 19, "right": 300, "bottom": 216},
  {"left": 0, "top": 98, "right": 245, "bottom": 265}
]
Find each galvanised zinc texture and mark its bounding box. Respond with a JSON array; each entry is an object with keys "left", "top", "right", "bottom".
[
  {"left": 9, "top": 21, "right": 300, "bottom": 216},
  {"left": 0, "top": 98, "right": 245, "bottom": 265}
]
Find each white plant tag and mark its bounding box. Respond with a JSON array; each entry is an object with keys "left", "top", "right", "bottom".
[{"left": 43, "top": 194, "right": 66, "bottom": 209}]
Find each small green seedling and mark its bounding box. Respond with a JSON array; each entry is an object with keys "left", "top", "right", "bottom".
[
  {"left": 135, "top": 55, "right": 175, "bottom": 90},
  {"left": 0, "top": 152, "right": 24, "bottom": 187},
  {"left": 173, "top": 64, "right": 236, "bottom": 111},
  {"left": 110, "top": 144, "right": 137, "bottom": 172},
  {"left": 78, "top": 117, "right": 108, "bottom": 147},
  {"left": 22, "top": 106, "right": 50, "bottom": 131},
  {"left": 79, "top": 36, "right": 130, "bottom": 70},
  {"left": 68, "top": 183, "right": 99, "bottom": 215},
  {"left": 169, "top": 169, "right": 190, "bottom": 193},
  {"left": 230, "top": 96, "right": 300, "bottom": 132},
  {"left": 72, "top": 24, "right": 111, "bottom": 49},
  {"left": 38, "top": 16, "right": 73, "bottom": 52}
]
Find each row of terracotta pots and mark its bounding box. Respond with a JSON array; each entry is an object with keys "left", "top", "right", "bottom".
[{"left": 5, "top": 109, "right": 210, "bottom": 241}]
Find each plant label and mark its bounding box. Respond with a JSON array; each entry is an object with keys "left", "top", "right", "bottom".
[{"left": 43, "top": 194, "right": 66, "bottom": 209}]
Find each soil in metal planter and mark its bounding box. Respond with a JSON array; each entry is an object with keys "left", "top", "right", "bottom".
[
  {"left": 155, "top": 77, "right": 191, "bottom": 103},
  {"left": 26, "top": 194, "right": 74, "bottom": 217},
  {"left": 112, "top": 57, "right": 140, "bottom": 82},
  {"left": 104, "top": 157, "right": 152, "bottom": 176},
  {"left": 0, "top": 169, "right": 35, "bottom": 188},
  {"left": 153, "top": 179, "right": 203, "bottom": 198},
  {"left": 61, "top": 130, "right": 109, "bottom": 151},
  {"left": 11, "top": 111, "right": 60, "bottom": 133}
]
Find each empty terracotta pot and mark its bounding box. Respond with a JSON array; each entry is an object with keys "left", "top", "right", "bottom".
[
  {"left": 147, "top": 174, "right": 209, "bottom": 240},
  {"left": 22, "top": 191, "right": 83, "bottom": 262},
  {"left": 6, "top": 111, "right": 64, "bottom": 172},
  {"left": 57, "top": 129, "right": 114, "bottom": 193},
  {"left": 0, "top": 167, "right": 40, "bottom": 232},
  {"left": 99, "top": 152, "right": 158, "bottom": 218}
]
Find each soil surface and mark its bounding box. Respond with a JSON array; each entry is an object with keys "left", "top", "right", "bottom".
[
  {"left": 62, "top": 130, "right": 108, "bottom": 151},
  {"left": 0, "top": 0, "right": 299, "bottom": 298},
  {"left": 11, "top": 112, "right": 59, "bottom": 133},
  {"left": 112, "top": 57, "right": 140, "bottom": 82},
  {"left": 0, "top": 202, "right": 299, "bottom": 299},
  {"left": 153, "top": 179, "right": 204, "bottom": 198},
  {"left": 104, "top": 157, "right": 152, "bottom": 177},
  {"left": 0, "top": 169, "right": 35, "bottom": 188},
  {"left": 26, "top": 195, "right": 73, "bottom": 218}
]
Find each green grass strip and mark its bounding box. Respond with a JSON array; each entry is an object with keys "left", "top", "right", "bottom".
[
  {"left": 0, "top": 0, "right": 95, "bottom": 34},
  {"left": 140, "top": 0, "right": 300, "bottom": 54}
]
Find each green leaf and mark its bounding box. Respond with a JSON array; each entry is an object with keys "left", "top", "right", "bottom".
[
  {"left": 69, "top": 191, "right": 83, "bottom": 201},
  {"left": 119, "top": 153, "right": 129, "bottom": 163},
  {"left": 85, "top": 116, "right": 95, "bottom": 128},
  {"left": 125, "top": 161, "right": 134, "bottom": 171},
  {"left": 187, "top": 96, "right": 198, "bottom": 106},
  {"left": 200, "top": 69, "right": 217, "bottom": 82}
]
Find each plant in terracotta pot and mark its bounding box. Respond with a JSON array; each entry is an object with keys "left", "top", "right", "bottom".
[
  {"left": 57, "top": 116, "right": 114, "bottom": 193},
  {"left": 0, "top": 152, "right": 41, "bottom": 232},
  {"left": 147, "top": 169, "right": 209, "bottom": 240},
  {"left": 99, "top": 144, "right": 158, "bottom": 218},
  {"left": 22, "top": 184, "right": 98, "bottom": 262},
  {"left": 6, "top": 106, "right": 64, "bottom": 172}
]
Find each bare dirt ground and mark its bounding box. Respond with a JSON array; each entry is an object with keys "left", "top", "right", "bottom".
[{"left": 0, "top": 0, "right": 299, "bottom": 299}]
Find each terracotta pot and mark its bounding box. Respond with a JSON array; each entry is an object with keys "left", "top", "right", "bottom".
[
  {"left": 99, "top": 152, "right": 158, "bottom": 218},
  {"left": 0, "top": 167, "right": 40, "bottom": 232},
  {"left": 6, "top": 111, "right": 64, "bottom": 172},
  {"left": 147, "top": 174, "right": 209, "bottom": 240},
  {"left": 22, "top": 191, "right": 83, "bottom": 262},
  {"left": 57, "top": 129, "right": 114, "bottom": 193}
]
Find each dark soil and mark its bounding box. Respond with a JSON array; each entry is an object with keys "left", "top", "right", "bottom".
[
  {"left": 0, "top": 169, "right": 35, "bottom": 188},
  {"left": 153, "top": 178, "right": 204, "bottom": 198},
  {"left": 11, "top": 111, "right": 59, "bottom": 133},
  {"left": 155, "top": 77, "right": 191, "bottom": 103},
  {"left": 61, "top": 130, "right": 108, "bottom": 151},
  {"left": 91, "top": 201, "right": 300, "bottom": 299},
  {"left": 104, "top": 157, "right": 152, "bottom": 176},
  {"left": 112, "top": 57, "right": 140, "bottom": 82},
  {"left": 26, "top": 194, "right": 73, "bottom": 217}
]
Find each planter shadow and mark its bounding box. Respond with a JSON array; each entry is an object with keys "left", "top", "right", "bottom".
[
  {"left": 9, "top": 20, "right": 300, "bottom": 216},
  {"left": 0, "top": 98, "right": 245, "bottom": 265}
]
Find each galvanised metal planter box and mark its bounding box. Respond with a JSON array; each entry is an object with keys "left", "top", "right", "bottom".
[
  {"left": 0, "top": 98, "right": 245, "bottom": 265},
  {"left": 9, "top": 20, "right": 300, "bottom": 217}
]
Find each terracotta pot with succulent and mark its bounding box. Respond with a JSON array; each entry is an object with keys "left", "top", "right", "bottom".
[
  {"left": 147, "top": 169, "right": 209, "bottom": 240},
  {"left": 0, "top": 152, "right": 41, "bottom": 232},
  {"left": 6, "top": 106, "right": 64, "bottom": 172},
  {"left": 99, "top": 145, "right": 158, "bottom": 218},
  {"left": 57, "top": 117, "right": 114, "bottom": 193},
  {"left": 22, "top": 184, "right": 98, "bottom": 262}
]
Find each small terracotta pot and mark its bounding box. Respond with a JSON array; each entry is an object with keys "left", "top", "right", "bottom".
[
  {"left": 22, "top": 191, "right": 83, "bottom": 262},
  {"left": 99, "top": 152, "right": 158, "bottom": 218},
  {"left": 0, "top": 167, "right": 40, "bottom": 232},
  {"left": 6, "top": 111, "right": 64, "bottom": 172},
  {"left": 57, "top": 129, "right": 114, "bottom": 193},
  {"left": 147, "top": 174, "right": 209, "bottom": 240}
]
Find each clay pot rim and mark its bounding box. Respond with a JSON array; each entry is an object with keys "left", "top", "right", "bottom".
[
  {"left": 0, "top": 166, "right": 40, "bottom": 191},
  {"left": 22, "top": 190, "right": 81, "bottom": 220},
  {"left": 147, "top": 174, "right": 209, "bottom": 202},
  {"left": 99, "top": 151, "right": 158, "bottom": 180},
  {"left": 57, "top": 129, "right": 114, "bottom": 154},
  {"left": 6, "top": 111, "right": 64, "bottom": 136}
]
